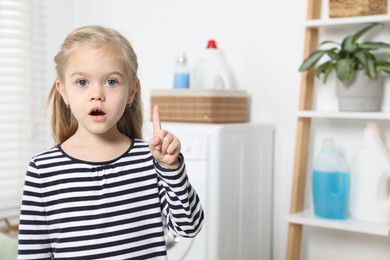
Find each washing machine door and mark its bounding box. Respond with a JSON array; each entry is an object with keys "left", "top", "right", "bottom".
[{"left": 163, "top": 217, "right": 195, "bottom": 260}]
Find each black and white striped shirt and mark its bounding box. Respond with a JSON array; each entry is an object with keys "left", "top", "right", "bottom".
[{"left": 18, "top": 139, "right": 204, "bottom": 259}]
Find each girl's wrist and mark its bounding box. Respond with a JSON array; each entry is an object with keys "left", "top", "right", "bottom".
[
  {"left": 154, "top": 154, "right": 183, "bottom": 170},
  {"left": 157, "top": 160, "right": 180, "bottom": 170}
]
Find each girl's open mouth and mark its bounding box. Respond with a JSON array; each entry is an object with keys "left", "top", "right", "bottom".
[
  {"left": 89, "top": 109, "right": 106, "bottom": 116},
  {"left": 89, "top": 107, "right": 106, "bottom": 121}
]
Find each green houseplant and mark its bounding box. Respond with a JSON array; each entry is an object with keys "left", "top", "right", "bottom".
[
  {"left": 299, "top": 23, "right": 390, "bottom": 111},
  {"left": 299, "top": 23, "right": 390, "bottom": 85}
]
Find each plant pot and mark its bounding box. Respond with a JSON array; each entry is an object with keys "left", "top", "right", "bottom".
[{"left": 336, "top": 71, "right": 384, "bottom": 112}]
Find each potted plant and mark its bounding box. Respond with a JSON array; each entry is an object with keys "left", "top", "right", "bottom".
[{"left": 299, "top": 23, "right": 390, "bottom": 111}]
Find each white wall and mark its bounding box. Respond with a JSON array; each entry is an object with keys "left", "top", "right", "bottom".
[{"left": 43, "top": 0, "right": 390, "bottom": 259}]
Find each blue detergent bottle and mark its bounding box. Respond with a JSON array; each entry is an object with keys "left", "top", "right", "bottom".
[
  {"left": 312, "top": 138, "right": 349, "bottom": 219},
  {"left": 173, "top": 52, "right": 190, "bottom": 89}
]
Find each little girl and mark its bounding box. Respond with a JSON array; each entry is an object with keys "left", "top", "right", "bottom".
[{"left": 18, "top": 25, "right": 204, "bottom": 259}]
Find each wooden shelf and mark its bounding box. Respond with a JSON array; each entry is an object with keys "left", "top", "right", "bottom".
[
  {"left": 297, "top": 110, "right": 390, "bottom": 120},
  {"left": 305, "top": 15, "right": 390, "bottom": 28},
  {"left": 287, "top": 1, "right": 390, "bottom": 259},
  {"left": 287, "top": 210, "right": 390, "bottom": 236}
]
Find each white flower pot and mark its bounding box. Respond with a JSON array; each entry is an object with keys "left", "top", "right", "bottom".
[{"left": 336, "top": 71, "right": 384, "bottom": 112}]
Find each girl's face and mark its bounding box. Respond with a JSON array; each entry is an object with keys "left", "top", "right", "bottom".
[{"left": 56, "top": 45, "right": 138, "bottom": 138}]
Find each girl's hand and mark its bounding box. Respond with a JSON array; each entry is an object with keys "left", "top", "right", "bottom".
[{"left": 149, "top": 105, "right": 181, "bottom": 169}]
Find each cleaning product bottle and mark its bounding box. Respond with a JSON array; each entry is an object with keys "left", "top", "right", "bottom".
[
  {"left": 191, "top": 39, "right": 234, "bottom": 90},
  {"left": 173, "top": 51, "right": 190, "bottom": 89},
  {"left": 349, "top": 123, "right": 390, "bottom": 223},
  {"left": 312, "top": 138, "right": 349, "bottom": 219}
]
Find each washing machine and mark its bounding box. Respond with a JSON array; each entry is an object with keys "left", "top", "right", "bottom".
[{"left": 145, "top": 122, "right": 274, "bottom": 260}]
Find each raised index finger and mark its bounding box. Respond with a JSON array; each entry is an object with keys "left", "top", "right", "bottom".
[{"left": 152, "top": 105, "right": 161, "bottom": 135}]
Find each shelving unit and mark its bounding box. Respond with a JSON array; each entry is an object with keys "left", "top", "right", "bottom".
[
  {"left": 297, "top": 111, "right": 390, "bottom": 120},
  {"left": 305, "top": 14, "right": 390, "bottom": 27},
  {"left": 287, "top": 210, "right": 390, "bottom": 236},
  {"left": 286, "top": 1, "right": 390, "bottom": 259}
]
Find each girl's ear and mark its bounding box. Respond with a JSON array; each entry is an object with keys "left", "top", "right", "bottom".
[
  {"left": 128, "top": 80, "right": 140, "bottom": 104},
  {"left": 56, "top": 80, "right": 69, "bottom": 105}
]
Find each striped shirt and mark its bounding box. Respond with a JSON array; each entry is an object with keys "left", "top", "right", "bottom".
[{"left": 18, "top": 139, "right": 204, "bottom": 259}]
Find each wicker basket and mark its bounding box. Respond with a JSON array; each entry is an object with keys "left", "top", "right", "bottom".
[
  {"left": 150, "top": 89, "right": 249, "bottom": 123},
  {"left": 329, "top": 0, "right": 388, "bottom": 18}
]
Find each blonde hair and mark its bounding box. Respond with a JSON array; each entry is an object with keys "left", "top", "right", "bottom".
[{"left": 48, "top": 25, "right": 143, "bottom": 144}]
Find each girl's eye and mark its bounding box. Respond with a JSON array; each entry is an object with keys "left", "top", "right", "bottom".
[
  {"left": 76, "top": 79, "right": 88, "bottom": 87},
  {"left": 105, "top": 79, "right": 118, "bottom": 87}
]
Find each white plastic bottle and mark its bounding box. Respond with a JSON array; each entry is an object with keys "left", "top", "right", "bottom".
[
  {"left": 312, "top": 138, "right": 349, "bottom": 219},
  {"left": 349, "top": 123, "right": 390, "bottom": 223},
  {"left": 191, "top": 40, "right": 234, "bottom": 90},
  {"left": 173, "top": 52, "right": 190, "bottom": 89}
]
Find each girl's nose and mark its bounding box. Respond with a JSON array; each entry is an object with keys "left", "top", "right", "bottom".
[{"left": 89, "top": 86, "right": 106, "bottom": 102}]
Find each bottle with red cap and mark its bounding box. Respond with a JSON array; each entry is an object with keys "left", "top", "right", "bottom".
[{"left": 191, "top": 39, "right": 234, "bottom": 89}]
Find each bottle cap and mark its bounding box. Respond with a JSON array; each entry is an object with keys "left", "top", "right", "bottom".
[
  {"left": 322, "top": 138, "right": 335, "bottom": 148},
  {"left": 321, "top": 138, "right": 336, "bottom": 152},
  {"left": 364, "top": 122, "right": 380, "bottom": 136},
  {"left": 206, "top": 40, "right": 218, "bottom": 49},
  {"left": 176, "top": 52, "right": 187, "bottom": 63}
]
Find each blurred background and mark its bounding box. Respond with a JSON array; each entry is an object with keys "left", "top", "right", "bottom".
[{"left": 2, "top": 0, "right": 390, "bottom": 259}]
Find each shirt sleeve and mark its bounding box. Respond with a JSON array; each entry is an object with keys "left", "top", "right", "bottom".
[
  {"left": 18, "top": 160, "right": 52, "bottom": 259},
  {"left": 155, "top": 154, "right": 204, "bottom": 238}
]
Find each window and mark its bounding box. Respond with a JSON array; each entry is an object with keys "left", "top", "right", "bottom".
[{"left": 0, "top": 0, "right": 47, "bottom": 225}]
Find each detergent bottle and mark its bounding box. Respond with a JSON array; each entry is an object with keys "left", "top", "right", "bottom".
[
  {"left": 349, "top": 123, "right": 390, "bottom": 223},
  {"left": 191, "top": 39, "right": 234, "bottom": 90},
  {"left": 312, "top": 138, "right": 349, "bottom": 219},
  {"left": 173, "top": 51, "right": 190, "bottom": 89}
]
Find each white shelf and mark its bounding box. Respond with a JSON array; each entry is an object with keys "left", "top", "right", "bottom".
[
  {"left": 287, "top": 210, "right": 390, "bottom": 236},
  {"left": 297, "top": 110, "right": 390, "bottom": 120},
  {"left": 305, "top": 14, "right": 390, "bottom": 28}
]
